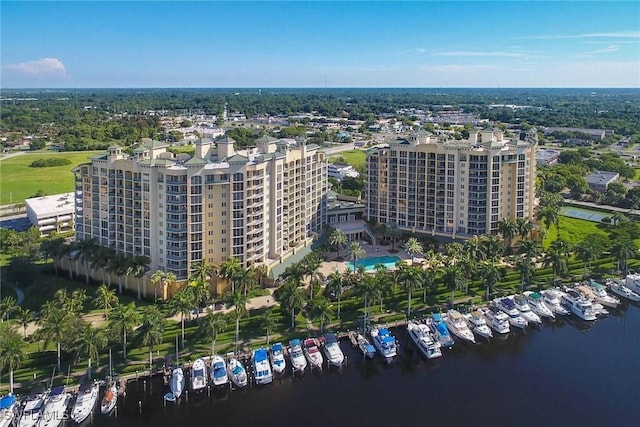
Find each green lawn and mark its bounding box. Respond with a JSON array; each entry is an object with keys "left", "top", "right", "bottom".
[
  {"left": 0, "top": 151, "right": 102, "bottom": 204},
  {"left": 635, "top": 168, "right": 640, "bottom": 181},
  {"left": 328, "top": 150, "right": 366, "bottom": 169},
  {"left": 542, "top": 215, "right": 609, "bottom": 249}
]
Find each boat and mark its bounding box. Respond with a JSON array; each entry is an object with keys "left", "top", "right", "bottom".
[
  {"left": 607, "top": 279, "right": 640, "bottom": 302},
  {"left": 252, "top": 348, "right": 273, "bottom": 385},
  {"left": 355, "top": 333, "right": 376, "bottom": 359},
  {"left": 269, "top": 343, "right": 287, "bottom": 374},
  {"left": 625, "top": 273, "right": 640, "bottom": 294},
  {"left": 407, "top": 320, "right": 442, "bottom": 359},
  {"left": 321, "top": 333, "right": 345, "bottom": 367},
  {"left": 167, "top": 367, "right": 185, "bottom": 401},
  {"left": 226, "top": 353, "right": 248, "bottom": 388},
  {"left": 574, "top": 285, "right": 609, "bottom": 316},
  {"left": 303, "top": 338, "right": 324, "bottom": 370},
  {"left": 495, "top": 297, "right": 528, "bottom": 329},
  {"left": 369, "top": 325, "right": 398, "bottom": 363},
  {"left": 586, "top": 280, "right": 620, "bottom": 308},
  {"left": 444, "top": 310, "right": 476, "bottom": 343},
  {"left": 288, "top": 339, "right": 308, "bottom": 372},
  {"left": 210, "top": 355, "right": 229, "bottom": 387},
  {"left": 464, "top": 310, "right": 493, "bottom": 339},
  {"left": 511, "top": 295, "right": 543, "bottom": 324},
  {"left": 427, "top": 314, "right": 455, "bottom": 347},
  {"left": 561, "top": 289, "right": 597, "bottom": 321},
  {"left": 0, "top": 395, "right": 16, "bottom": 427},
  {"left": 17, "top": 392, "right": 47, "bottom": 427},
  {"left": 70, "top": 381, "right": 99, "bottom": 424},
  {"left": 100, "top": 381, "right": 117, "bottom": 415},
  {"left": 37, "top": 385, "right": 71, "bottom": 427},
  {"left": 190, "top": 358, "right": 207, "bottom": 392},
  {"left": 541, "top": 289, "right": 570, "bottom": 316},
  {"left": 482, "top": 306, "right": 511, "bottom": 334},
  {"left": 523, "top": 291, "right": 555, "bottom": 319}
]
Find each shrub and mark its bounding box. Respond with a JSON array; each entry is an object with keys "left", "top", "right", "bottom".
[{"left": 29, "top": 158, "right": 72, "bottom": 168}]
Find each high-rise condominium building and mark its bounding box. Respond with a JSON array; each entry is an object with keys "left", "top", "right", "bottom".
[
  {"left": 366, "top": 128, "right": 537, "bottom": 238},
  {"left": 74, "top": 136, "right": 327, "bottom": 281}
]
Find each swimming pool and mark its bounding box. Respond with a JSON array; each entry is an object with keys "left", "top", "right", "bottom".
[{"left": 345, "top": 255, "right": 402, "bottom": 272}]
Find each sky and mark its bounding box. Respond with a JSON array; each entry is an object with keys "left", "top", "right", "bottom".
[{"left": 1, "top": 1, "right": 639, "bottom": 88}]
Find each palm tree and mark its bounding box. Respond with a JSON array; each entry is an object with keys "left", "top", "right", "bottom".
[
  {"left": 40, "top": 236, "right": 66, "bottom": 275},
  {"left": 226, "top": 291, "right": 248, "bottom": 352},
  {"left": 611, "top": 238, "right": 637, "bottom": 276},
  {"left": 480, "top": 261, "right": 504, "bottom": 301},
  {"left": 252, "top": 264, "right": 269, "bottom": 288},
  {"left": 347, "top": 241, "right": 366, "bottom": 272},
  {"left": 442, "top": 264, "right": 463, "bottom": 305},
  {"left": 169, "top": 290, "right": 195, "bottom": 349},
  {"left": 464, "top": 236, "right": 485, "bottom": 261},
  {"left": 199, "top": 311, "right": 228, "bottom": 355},
  {"left": 329, "top": 228, "right": 348, "bottom": 259},
  {"left": 282, "top": 262, "right": 305, "bottom": 288},
  {"left": 35, "top": 303, "right": 71, "bottom": 370},
  {"left": 261, "top": 308, "right": 277, "bottom": 344},
  {"left": 537, "top": 205, "right": 559, "bottom": 235},
  {"left": 16, "top": 307, "right": 32, "bottom": 339},
  {"left": 109, "top": 252, "right": 129, "bottom": 294},
  {"left": 234, "top": 268, "right": 257, "bottom": 297},
  {"left": 515, "top": 217, "right": 534, "bottom": 239},
  {"left": 481, "top": 235, "right": 504, "bottom": 265},
  {"left": 404, "top": 237, "right": 424, "bottom": 264},
  {"left": 187, "top": 278, "right": 210, "bottom": 315},
  {"left": 108, "top": 302, "right": 140, "bottom": 361},
  {"left": 356, "top": 275, "right": 378, "bottom": 328},
  {"left": 397, "top": 265, "right": 423, "bottom": 318},
  {"left": 0, "top": 296, "right": 16, "bottom": 322},
  {"left": 220, "top": 257, "right": 242, "bottom": 293},
  {"left": 457, "top": 252, "right": 476, "bottom": 295},
  {"left": 190, "top": 259, "right": 218, "bottom": 284},
  {"left": 91, "top": 246, "right": 111, "bottom": 285},
  {"left": 279, "top": 280, "right": 306, "bottom": 329},
  {"left": 75, "top": 322, "right": 105, "bottom": 380},
  {"left": 301, "top": 254, "right": 324, "bottom": 300},
  {"left": 518, "top": 238, "right": 541, "bottom": 261},
  {"left": 136, "top": 306, "right": 166, "bottom": 372},
  {"left": 74, "top": 237, "right": 98, "bottom": 284},
  {"left": 308, "top": 296, "right": 332, "bottom": 333},
  {"left": 326, "top": 271, "right": 345, "bottom": 319},
  {"left": 93, "top": 284, "right": 119, "bottom": 319},
  {"left": 544, "top": 239, "right": 570, "bottom": 284},
  {"left": 150, "top": 270, "right": 167, "bottom": 302},
  {"left": 515, "top": 256, "right": 535, "bottom": 292},
  {"left": 385, "top": 221, "right": 401, "bottom": 252},
  {"left": 497, "top": 218, "right": 518, "bottom": 252},
  {"left": 128, "top": 255, "right": 149, "bottom": 300},
  {"left": 0, "top": 323, "right": 25, "bottom": 393}
]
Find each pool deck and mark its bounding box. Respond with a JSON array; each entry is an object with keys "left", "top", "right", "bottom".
[{"left": 318, "top": 242, "right": 417, "bottom": 278}]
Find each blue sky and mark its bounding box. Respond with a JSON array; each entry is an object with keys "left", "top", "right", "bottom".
[{"left": 1, "top": 1, "right": 639, "bottom": 88}]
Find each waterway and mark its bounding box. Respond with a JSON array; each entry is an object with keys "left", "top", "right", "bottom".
[{"left": 91, "top": 302, "right": 640, "bottom": 427}]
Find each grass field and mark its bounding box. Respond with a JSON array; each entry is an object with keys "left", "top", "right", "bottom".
[
  {"left": 0, "top": 151, "right": 101, "bottom": 204},
  {"left": 542, "top": 215, "right": 609, "bottom": 249},
  {"left": 635, "top": 168, "right": 640, "bottom": 181},
  {"left": 328, "top": 150, "right": 366, "bottom": 169}
]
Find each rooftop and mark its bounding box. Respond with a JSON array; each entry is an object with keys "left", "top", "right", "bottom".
[{"left": 25, "top": 192, "right": 75, "bottom": 217}]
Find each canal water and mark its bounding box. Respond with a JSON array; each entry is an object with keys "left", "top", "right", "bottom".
[{"left": 90, "top": 302, "right": 640, "bottom": 427}]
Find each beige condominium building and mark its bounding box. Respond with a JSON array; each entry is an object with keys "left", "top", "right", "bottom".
[
  {"left": 73, "top": 136, "right": 327, "bottom": 288},
  {"left": 366, "top": 127, "right": 537, "bottom": 239}
]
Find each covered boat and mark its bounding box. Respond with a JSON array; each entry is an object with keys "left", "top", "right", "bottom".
[
  {"left": 210, "top": 355, "right": 229, "bottom": 386},
  {"left": 0, "top": 395, "right": 17, "bottom": 427},
  {"left": 369, "top": 326, "right": 398, "bottom": 363},
  {"left": 252, "top": 348, "right": 274, "bottom": 385},
  {"left": 191, "top": 358, "right": 207, "bottom": 392},
  {"left": 269, "top": 343, "right": 287, "bottom": 374}
]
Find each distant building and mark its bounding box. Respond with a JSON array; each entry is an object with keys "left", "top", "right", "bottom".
[
  {"left": 328, "top": 163, "right": 359, "bottom": 181},
  {"left": 25, "top": 192, "right": 75, "bottom": 236},
  {"left": 544, "top": 127, "right": 614, "bottom": 140},
  {"left": 536, "top": 149, "right": 561, "bottom": 166},
  {"left": 563, "top": 138, "right": 592, "bottom": 147},
  {"left": 585, "top": 170, "right": 620, "bottom": 192}
]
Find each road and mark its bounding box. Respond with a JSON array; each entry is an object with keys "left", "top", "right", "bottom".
[
  {"left": 0, "top": 151, "right": 27, "bottom": 161},
  {"left": 321, "top": 143, "right": 356, "bottom": 156}
]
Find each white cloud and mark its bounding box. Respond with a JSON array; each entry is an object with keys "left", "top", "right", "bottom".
[
  {"left": 435, "top": 51, "right": 525, "bottom": 58},
  {"left": 588, "top": 45, "right": 620, "bottom": 54},
  {"left": 3, "top": 58, "right": 67, "bottom": 77},
  {"left": 527, "top": 31, "right": 640, "bottom": 40}
]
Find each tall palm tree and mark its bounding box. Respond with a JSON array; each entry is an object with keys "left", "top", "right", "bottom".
[
  {"left": 308, "top": 296, "right": 332, "bottom": 333},
  {"left": 544, "top": 239, "right": 570, "bottom": 284},
  {"left": 261, "top": 308, "right": 277, "bottom": 345},
  {"left": 40, "top": 236, "right": 66, "bottom": 275},
  {"left": 385, "top": 221, "right": 401, "bottom": 252},
  {"left": 0, "top": 323, "right": 25, "bottom": 393},
  {"left": 16, "top": 307, "right": 32, "bottom": 339},
  {"left": 108, "top": 302, "right": 140, "bottom": 361},
  {"left": 234, "top": 268, "right": 257, "bottom": 297},
  {"left": 457, "top": 252, "right": 476, "bottom": 295},
  {"left": 75, "top": 322, "right": 105, "bottom": 380},
  {"left": 515, "top": 217, "right": 534, "bottom": 239},
  {"left": 226, "top": 291, "right": 248, "bottom": 352},
  {"left": 128, "top": 255, "right": 149, "bottom": 300},
  {"left": 302, "top": 254, "right": 324, "bottom": 300},
  {"left": 279, "top": 280, "right": 306, "bottom": 329},
  {"left": 199, "top": 311, "right": 228, "bottom": 355},
  {"left": 480, "top": 261, "right": 504, "bottom": 301},
  {"left": 282, "top": 262, "right": 305, "bottom": 288},
  {"left": 518, "top": 238, "right": 541, "bottom": 261},
  {"left": 347, "top": 241, "right": 366, "bottom": 272},
  {"left": 109, "top": 252, "right": 129, "bottom": 294},
  {"left": 190, "top": 259, "right": 218, "bottom": 284},
  {"left": 611, "top": 238, "right": 637, "bottom": 276},
  {"left": 35, "top": 303, "right": 71, "bottom": 370},
  {"left": 169, "top": 290, "right": 195, "bottom": 349},
  {"left": 220, "top": 257, "right": 242, "bottom": 293},
  {"left": 74, "top": 237, "right": 99, "bottom": 284},
  {"left": 515, "top": 256, "right": 535, "bottom": 292},
  {"left": 464, "top": 236, "right": 485, "bottom": 261},
  {"left": 497, "top": 218, "right": 518, "bottom": 252},
  {"left": 252, "top": 264, "right": 269, "bottom": 288},
  {"left": 91, "top": 246, "right": 111, "bottom": 285},
  {"left": 93, "top": 284, "right": 119, "bottom": 320},
  {"left": 329, "top": 228, "right": 348, "bottom": 259},
  {"left": 326, "top": 271, "right": 345, "bottom": 319},
  {"left": 136, "top": 305, "right": 166, "bottom": 372},
  {"left": 151, "top": 270, "right": 178, "bottom": 302},
  {"left": 404, "top": 237, "right": 424, "bottom": 264},
  {"left": 397, "top": 265, "right": 423, "bottom": 318},
  {"left": 481, "top": 235, "right": 504, "bottom": 265},
  {"left": 356, "top": 275, "right": 378, "bottom": 328},
  {"left": 187, "top": 278, "right": 210, "bottom": 315},
  {"left": 537, "top": 205, "right": 560, "bottom": 235},
  {"left": 442, "top": 264, "right": 463, "bottom": 305},
  {"left": 0, "top": 296, "right": 17, "bottom": 322}
]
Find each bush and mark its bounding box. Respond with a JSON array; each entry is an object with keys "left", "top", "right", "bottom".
[{"left": 29, "top": 158, "right": 72, "bottom": 168}]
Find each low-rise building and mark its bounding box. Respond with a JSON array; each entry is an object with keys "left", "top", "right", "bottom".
[
  {"left": 585, "top": 170, "right": 620, "bottom": 192},
  {"left": 536, "top": 149, "right": 561, "bottom": 166},
  {"left": 25, "top": 192, "right": 75, "bottom": 236},
  {"left": 326, "top": 192, "right": 373, "bottom": 243},
  {"left": 328, "top": 163, "right": 359, "bottom": 181}
]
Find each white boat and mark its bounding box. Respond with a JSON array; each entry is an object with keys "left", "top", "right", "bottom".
[
  {"left": 444, "top": 310, "right": 476, "bottom": 343},
  {"left": 586, "top": 280, "right": 620, "bottom": 308},
  {"left": 561, "top": 289, "right": 597, "bottom": 321},
  {"left": 355, "top": 333, "right": 376, "bottom": 359},
  {"left": 607, "top": 279, "right": 640, "bottom": 302},
  {"left": 625, "top": 273, "right": 640, "bottom": 294},
  {"left": 511, "top": 295, "right": 543, "bottom": 324},
  {"left": 321, "top": 333, "right": 345, "bottom": 367},
  {"left": 369, "top": 326, "right": 398, "bottom": 363},
  {"left": 574, "top": 285, "right": 609, "bottom": 316},
  {"left": 495, "top": 297, "right": 528, "bottom": 329},
  {"left": 0, "top": 395, "right": 17, "bottom": 427},
  {"left": 523, "top": 291, "right": 555, "bottom": 319},
  {"left": 303, "top": 338, "right": 324, "bottom": 370},
  {"left": 541, "top": 289, "right": 570, "bottom": 316},
  {"left": 288, "top": 339, "right": 308, "bottom": 372},
  {"left": 190, "top": 358, "right": 207, "bottom": 392},
  {"left": 100, "top": 381, "right": 117, "bottom": 415},
  {"left": 37, "top": 386, "right": 71, "bottom": 427},
  {"left": 464, "top": 310, "right": 493, "bottom": 339},
  {"left": 226, "top": 353, "right": 248, "bottom": 388},
  {"left": 427, "top": 314, "right": 456, "bottom": 347},
  {"left": 168, "top": 367, "right": 185, "bottom": 401},
  {"left": 269, "top": 343, "right": 287, "bottom": 374},
  {"left": 210, "top": 355, "right": 229, "bottom": 387},
  {"left": 482, "top": 306, "right": 511, "bottom": 334},
  {"left": 17, "top": 392, "right": 47, "bottom": 427},
  {"left": 252, "top": 348, "right": 273, "bottom": 385},
  {"left": 407, "top": 320, "right": 442, "bottom": 359},
  {"left": 70, "top": 381, "right": 99, "bottom": 424}
]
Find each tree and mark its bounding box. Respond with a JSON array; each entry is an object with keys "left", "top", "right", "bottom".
[
  {"left": 326, "top": 271, "right": 345, "bottom": 319},
  {"left": 0, "top": 296, "right": 17, "bottom": 322},
  {"left": 220, "top": 257, "right": 242, "bottom": 293},
  {"left": 187, "top": 278, "right": 210, "bottom": 314},
  {"left": 480, "top": 262, "right": 504, "bottom": 301},
  {"left": 74, "top": 237, "right": 98, "bottom": 284},
  {"left": 278, "top": 280, "right": 306, "bottom": 329},
  {"left": 261, "top": 308, "right": 277, "bottom": 344},
  {"left": 329, "top": 228, "right": 348, "bottom": 259},
  {"left": 35, "top": 303, "right": 71, "bottom": 370},
  {"left": 234, "top": 268, "right": 257, "bottom": 298},
  {"left": 515, "top": 217, "right": 534, "bottom": 239},
  {"left": 301, "top": 254, "right": 324, "bottom": 300},
  {"left": 404, "top": 237, "right": 424, "bottom": 264},
  {"left": 518, "top": 238, "right": 541, "bottom": 261},
  {"left": 611, "top": 238, "right": 637, "bottom": 276},
  {"left": 199, "top": 311, "right": 228, "bottom": 355},
  {"left": 544, "top": 239, "right": 570, "bottom": 284},
  {"left": 150, "top": 270, "right": 177, "bottom": 302},
  {"left": 385, "top": 222, "right": 401, "bottom": 252},
  {"left": 190, "top": 259, "right": 218, "bottom": 284},
  {"left": 136, "top": 306, "right": 166, "bottom": 372},
  {"left": 226, "top": 291, "right": 248, "bottom": 352},
  {"left": 356, "top": 274, "right": 378, "bottom": 328},
  {"left": 252, "top": 264, "right": 269, "bottom": 288},
  {"left": 93, "top": 284, "right": 119, "bottom": 320},
  {"left": 0, "top": 323, "right": 25, "bottom": 393},
  {"left": 282, "top": 262, "right": 305, "bottom": 288},
  {"left": 91, "top": 246, "right": 111, "bottom": 285},
  {"left": 308, "top": 296, "right": 332, "bottom": 333},
  {"left": 128, "top": 255, "right": 149, "bottom": 300},
  {"left": 108, "top": 302, "right": 140, "bottom": 361},
  {"left": 497, "top": 218, "right": 518, "bottom": 252},
  {"left": 480, "top": 235, "right": 504, "bottom": 265},
  {"left": 347, "top": 241, "right": 366, "bottom": 271},
  {"left": 397, "top": 265, "right": 423, "bottom": 318},
  {"left": 515, "top": 256, "right": 535, "bottom": 292},
  {"left": 109, "top": 252, "right": 129, "bottom": 295},
  {"left": 74, "top": 322, "right": 105, "bottom": 379},
  {"left": 169, "top": 289, "right": 195, "bottom": 350},
  {"left": 443, "top": 265, "right": 463, "bottom": 305},
  {"left": 537, "top": 204, "right": 560, "bottom": 235},
  {"left": 40, "top": 236, "right": 66, "bottom": 275},
  {"left": 16, "top": 307, "right": 32, "bottom": 339}
]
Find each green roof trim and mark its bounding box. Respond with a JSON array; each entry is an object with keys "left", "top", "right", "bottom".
[{"left": 268, "top": 245, "right": 314, "bottom": 280}]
